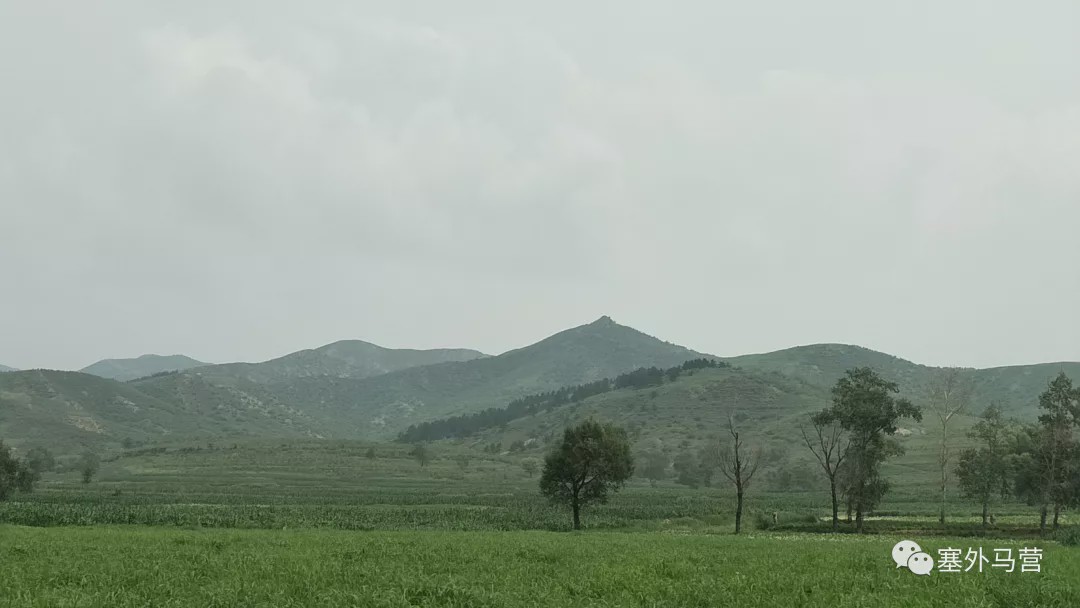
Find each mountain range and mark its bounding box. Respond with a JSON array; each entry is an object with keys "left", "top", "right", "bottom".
[
  {"left": 1, "top": 316, "right": 1076, "bottom": 455},
  {"left": 0, "top": 364, "right": 16, "bottom": 373}
]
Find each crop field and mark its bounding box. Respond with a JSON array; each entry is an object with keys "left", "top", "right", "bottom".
[
  {"left": 2, "top": 441, "right": 1076, "bottom": 607},
  {"left": 2, "top": 526, "right": 1078, "bottom": 608}
]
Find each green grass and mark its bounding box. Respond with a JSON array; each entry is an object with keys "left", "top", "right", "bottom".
[{"left": 1, "top": 526, "right": 1077, "bottom": 607}]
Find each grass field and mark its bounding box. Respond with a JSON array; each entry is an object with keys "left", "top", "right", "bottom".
[
  {"left": 1, "top": 526, "right": 1077, "bottom": 608},
  {"left": 2, "top": 440, "right": 1076, "bottom": 607}
]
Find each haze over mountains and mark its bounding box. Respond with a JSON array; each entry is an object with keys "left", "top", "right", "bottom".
[
  {"left": 1, "top": 316, "right": 1077, "bottom": 456},
  {"left": 80, "top": 355, "right": 209, "bottom": 382},
  {"left": 0, "top": 364, "right": 16, "bottom": 373}
]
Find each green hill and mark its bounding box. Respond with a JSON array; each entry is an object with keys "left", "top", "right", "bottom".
[
  {"left": 80, "top": 355, "right": 208, "bottom": 381},
  {"left": 192, "top": 341, "right": 487, "bottom": 384},
  {"left": 725, "top": 343, "right": 1080, "bottom": 415},
  {"left": 0, "top": 364, "right": 17, "bottom": 372},
  {"left": 0, "top": 370, "right": 325, "bottom": 453},
  {"left": 251, "top": 316, "right": 707, "bottom": 438}
]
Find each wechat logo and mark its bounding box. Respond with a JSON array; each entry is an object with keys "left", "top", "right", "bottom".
[{"left": 892, "top": 540, "right": 934, "bottom": 576}]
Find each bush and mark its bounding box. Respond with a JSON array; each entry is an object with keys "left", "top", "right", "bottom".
[{"left": 1057, "top": 527, "right": 1080, "bottom": 547}]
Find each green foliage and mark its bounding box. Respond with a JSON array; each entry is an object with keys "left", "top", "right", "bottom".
[
  {"left": 540, "top": 419, "right": 634, "bottom": 529},
  {"left": 24, "top": 446, "right": 56, "bottom": 474},
  {"left": 0, "top": 441, "right": 39, "bottom": 500},
  {"left": 819, "top": 367, "right": 922, "bottom": 530},
  {"left": 409, "top": 443, "right": 432, "bottom": 468},
  {"left": 5, "top": 527, "right": 1079, "bottom": 607},
  {"left": 80, "top": 452, "right": 100, "bottom": 484}
]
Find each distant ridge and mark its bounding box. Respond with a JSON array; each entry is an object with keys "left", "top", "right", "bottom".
[
  {"left": 80, "top": 354, "right": 208, "bottom": 382},
  {"left": 0, "top": 364, "right": 17, "bottom": 372}
]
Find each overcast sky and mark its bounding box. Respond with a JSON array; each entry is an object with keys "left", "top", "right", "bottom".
[{"left": 2, "top": 1, "right": 1078, "bottom": 371}]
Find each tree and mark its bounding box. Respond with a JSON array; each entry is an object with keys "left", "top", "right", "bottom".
[
  {"left": 521, "top": 458, "right": 540, "bottom": 477},
  {"left": 24, "top": 446, "right": 56, "bottom": 475},
  {"left": 456, "top": 454, "right": 471, "bottom": 471},
  {"left": 1029, "top": 373, "right": 1078, "bottom": 533},
  {"left": 539, "top": 419, "right": 633, "bottom": 530},
  {"left": 79, "top": 452, "right": 100, "bottom": 484},
  {"left": 818, "top": 368, "right": 922, "bottom": 533},
  {"left": 955, "top": 404, "right": 1011, "bottom": 527},
  {"left": 801, "top": 411, "right": 849, "bottom": 531},
  {"left": 0, "top": 441, "right": 38, "bottom": 500},
  {"left": 365, "top": 447, "right": 376, "bottom": 459},
  {"left": 409, "top": 443, "right": 432, "bottom": 468},
  {"left": 716, "top": 413, "right": 761, "bottom": 534},
  {"left": 926, "top": 368, "right": 974, "bottom": 524},
  {"left": 637, "top": 449, "right": 669, "bottom": 486}
]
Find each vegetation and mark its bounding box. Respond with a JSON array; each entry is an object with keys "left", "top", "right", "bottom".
[
  {"left": 0, "top": 441, "right": 38, "bottom": 500},
  {"left": 4, "top": 526, "right": 1078, "bottom": 607},
  {"left": 815, "top": 367, "right": 922, "bottom": 533},
  {"left": 715, "top": 414, "right": 762, "bottom": 533},
  {"left": 539, "top": 419, "right": 633, "bottom": 530}
]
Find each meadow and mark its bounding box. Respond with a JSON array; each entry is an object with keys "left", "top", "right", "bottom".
[
  {"left": 1, "top": 440, "right": 1076, "bottom": 607},
  {"left": 2, "top": 527, "right": 1078, "bottom": 608}
]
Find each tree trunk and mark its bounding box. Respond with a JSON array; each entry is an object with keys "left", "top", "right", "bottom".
[
  {"left": 855, "top": 505, "right": 864, "bottom": 534},
  {"left": 572, "top": 499, "right": 581, "bottom": 531},
  {"left": 845, "top": 499, "right": 852, "bottom": 523},
  {"left": 981, "top": 501, "right": 989, "bottom": 529},
  {"left": 939, "top": 428, "right": 948, "bottom": 525},
  {"left": 734, "top": 489, "right": 744, "bottom": 534},
  {"left": 1039, "top": 505, "right": 1048, "bottom": 536},
  {"left": 829, "top": 479, "right": 839, "bottom": 532},
  {"left": 1053, "top": 504, "right": 1061, "bottom": 530}
]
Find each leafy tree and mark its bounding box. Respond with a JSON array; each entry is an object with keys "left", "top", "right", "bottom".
[
  {"left": 818, "top": 368, "right": 922, "bottom": 533},
  {"left": 637, "top": 449, "right": 669, "bottom": 485},
  {"left": 801, "top": 411, "right": 849, "bottom": 531},
  {"left": 1024, "top": 373, "right": 1079, "bottom": 533},
  {"left": 539, "top": 419, "right": 633, "bottom": 530},
  {"left": 365, "top": 447, "right": 376, "bottom": 459},
  {"left": 456, "top": 454, "right": 471, "bottom": 470},
  {"left": 520, "top": 458, "right": 540, "bottom": 477},
  {"left": 79, "top": 452, "right": 100, "bottom": 484},
  {"left": 409, "top": 443, "right": 432, "bottom": 468},
  {"left": 0, "top": 441, "right": 38, "bottom": 500},
  {"left": 24, "top": 446, "right": 56, "bottom": 475},
  {"left": 926, "top": 368, "right": 974, "bottom": 524},
  {"left": 955, "top": 404, "right": 1012, "bottom": 527},
  {"left": 715, "top": 414, "right": 761, "bottom": 534}
]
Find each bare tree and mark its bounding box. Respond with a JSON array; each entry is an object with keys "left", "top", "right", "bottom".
[
  {"left": 717, "top": 413, "right": 761, "bottom": 534},
  {"left": 926, "top": 368, "right": 974, "bottom": 524},
  {"left": 801, "top": 411, "right": 850, "bottom": 531}
]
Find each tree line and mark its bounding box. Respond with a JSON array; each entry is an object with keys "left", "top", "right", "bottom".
[
  {"left": 396, "top": 358, "right": 728, "bottom": 443},
  {"left": 0, "top": 443, "right": 101, "bottom": 502}
]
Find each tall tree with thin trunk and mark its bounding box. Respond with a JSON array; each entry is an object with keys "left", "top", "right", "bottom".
[
  {"left": 955, "top": 404, "right": 1011, "bottom": 528},
  {"left": 926, "top": 368, "right": 974, "bottom": 524},
  {"left": 801, "top": 412, "right": 849, "bottom": 531},
  {"left": 1033, "top": 373, "right": 1078, "bottom": 534},
  {"left": 717, "top": 413, "right": 761, "bottom": 534},
  {"left": 818, "top": 367, "right": 922, "bottom": 533}
]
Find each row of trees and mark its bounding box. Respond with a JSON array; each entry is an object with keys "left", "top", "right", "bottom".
[
  {"left": 0, "top": 443, "right": 100, "bottom": 502},
  {"left": 955, "top": 373, "right": 1080, "bottom": 533},
  {"left": 802, "top": 368, "right": 1080, "bottom": 534},
  {"left": 398, "top": 359, "right": 727, "bottom": 442}
]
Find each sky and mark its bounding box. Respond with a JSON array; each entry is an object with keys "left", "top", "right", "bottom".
[{"left": 1, "top": 1, "right": 1078, "bottom": 371}]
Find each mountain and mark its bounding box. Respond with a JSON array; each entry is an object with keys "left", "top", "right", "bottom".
[
  {"left": 0, "top": 369, "right": 323, "bottom": 451},
  {"left": 194, "top": 341, "right": 487, "bottom": 384},
  {"left": 0, "top": 364, "right": 16, "bottom": 372},
  {"left": 80, "top": 355, "right": 208, "bottom": 382},
  {"left": 724, "top": 343, "right": 1080, "bottom": 415},
  {"left": 462, "top": 364, "right": 943, "bottom": 493},
  {"left": 249, "top": 316, "right": 707, "bottom": 438}
]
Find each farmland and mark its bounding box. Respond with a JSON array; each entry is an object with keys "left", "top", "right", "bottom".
[
  {"left": 2, "top": 440, "right": 1077, "bottom": 607},
  {"left": 2, "top": 526, "right": 1078, "bottom": 608}
]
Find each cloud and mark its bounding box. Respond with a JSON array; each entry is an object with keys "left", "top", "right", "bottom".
[{"left": 1, "top": 1, "right": 1078, "bottom": 368}]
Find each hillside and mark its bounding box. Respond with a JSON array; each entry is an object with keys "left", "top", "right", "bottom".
[
  {"left": 0, "top": 369, "right": 322, "bottom": 452},
  {"left": 458, "top": 365, "right": 967, "bottom": 494},
  {"left": 252, "top": 316, "right": 707, "bottom": 438},
  {"left": 725, "top": 343, "right": 1080, "bottom": 415},
  {"left": 80, "top": 354, "right": 208, "bottom": 381},
  {"left": 0, "top": 364, "right": 16, "bottom": 372}
]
